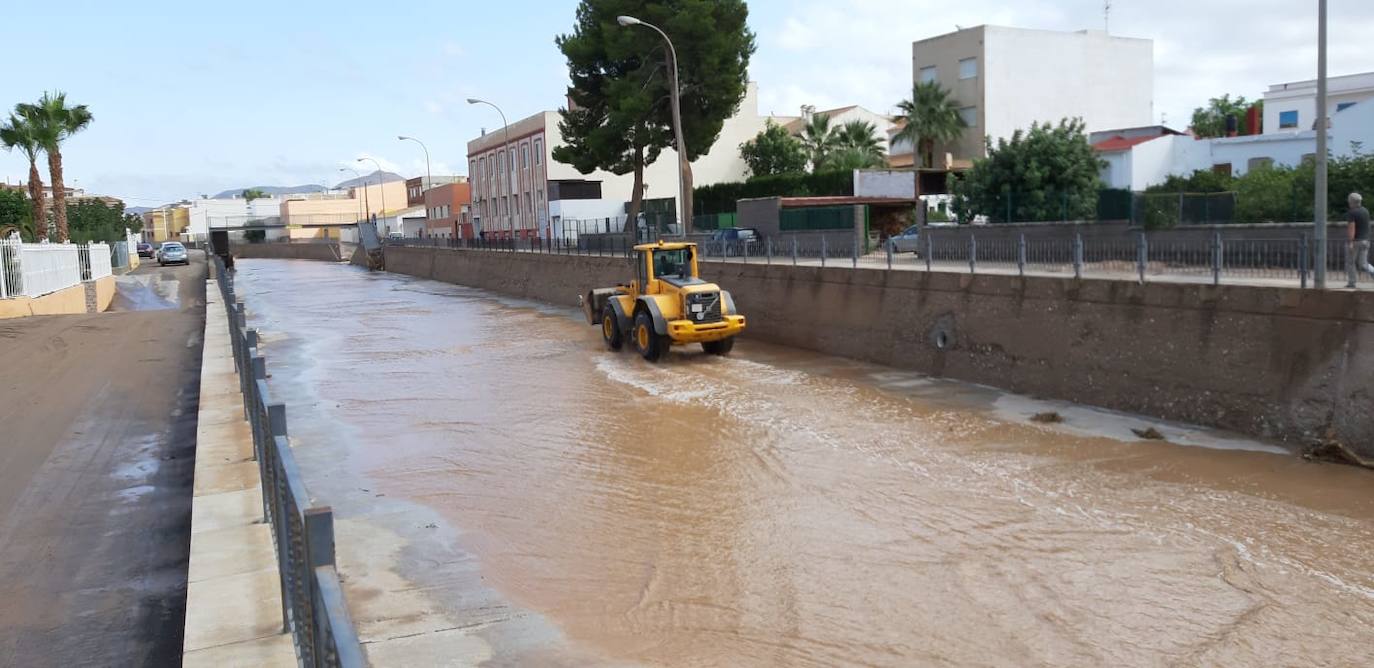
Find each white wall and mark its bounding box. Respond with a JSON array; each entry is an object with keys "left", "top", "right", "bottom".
[
  {"left": 187, "top": 197, "right": 284, "bottom": 236},
  {"left": 821, "top": 107, "right": 897, "bottom": 152},
  {"left": 544, "top": 82, "right": 768, "bottom": 206},
  {"left": 854, "top": 170, "right": 915, "bottom": 198},
  {"left": 549, "top": 198, "right": 626, "bottom": 223},
  {"left": 1332, "top": 99, "right": 1374, "bottom": 155},
  {"left": 1263, "top": 72, "right": 1374, "bottom": 135},
  {"left": 983, "top": 27, "right": 1153, "bottom": 141}
]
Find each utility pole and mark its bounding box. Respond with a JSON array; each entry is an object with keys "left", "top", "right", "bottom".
[{"left": 1315, "top": 0, "right": 1329, "bottom": 288}]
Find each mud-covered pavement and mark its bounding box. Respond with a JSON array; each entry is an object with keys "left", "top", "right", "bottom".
[
  {"left": 235, "top": 258, "right": 1374, "bottom": 667},
  {"left": 0, "top": 254, "right": 205, "bottom": 666}
]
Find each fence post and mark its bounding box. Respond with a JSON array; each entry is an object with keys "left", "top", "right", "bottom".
[
  {"left": 792, "top": 237, "right": 798, "bottom": 266},
  {"left": 851, "top": 237, "right": 857, "bottom": 269},
  {"left": 1136, "top": 232, "right": 1148, "bottom": 284},
  {"left": 304, "top": 506, "right": 336, "bottom": 663},
  {"left": 767, "top": 238, "right": 772, "bottom": 265},
  {"left": 1073, "top": 233, "right": 1083, "bottom": 280},
  {"left": 250, "top": 355, "right": 266, "bottom": 428},
  {"left": 264, "top": 403, "right": 286, "bottom": 524},
  {"left": 925, "top": 233, "right": 933, "bottom": 272},
  {"left": 743, "top": 238, "right": 749, "bottom": 264},
  {"left": 1300, "top": 233, "right": 1310, "bottom": 289},
  {"left": 886, "top": 239, "right": 893, "bottom": 270},
  {"left": 821, "top": 237, "right": 827, "bottom": 268},
  {"left": 969, "top": 234, "right": 977, "bottom": 274},
  {"left": 1212, "top": 231, "right": 1222, "bottom": 285},
  {"left": 1017, "top": 234, "right": 1026, "bottom": 277}
]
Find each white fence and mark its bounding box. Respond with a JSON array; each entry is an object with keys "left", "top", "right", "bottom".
[{"left": 0, "top": 238, "right": 113, "bottom": 299}]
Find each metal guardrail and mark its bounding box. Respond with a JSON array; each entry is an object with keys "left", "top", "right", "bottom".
[
  {"left": 212, "top": 255, "right": 367, "bottom": 668},
  {"left": 384, "top": 230, "right": 1367, "bottom": 288}
]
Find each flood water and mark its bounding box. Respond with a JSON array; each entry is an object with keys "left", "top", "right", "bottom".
[{"left": 235, "top": 258, "right": 1374, "bottom": 667}]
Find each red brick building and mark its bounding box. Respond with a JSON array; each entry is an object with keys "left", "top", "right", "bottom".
[{"left": 422, "top": 181, "right": 472, "bottom": 239}]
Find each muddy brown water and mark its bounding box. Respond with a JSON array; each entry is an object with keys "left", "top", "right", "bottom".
[{"left": 235, "top": 259, "right": 1374, "bottom": 667}]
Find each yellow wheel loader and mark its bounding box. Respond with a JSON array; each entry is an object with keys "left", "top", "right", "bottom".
[{"left": 582, "top": 241, "right": 746, "bottom": 361}]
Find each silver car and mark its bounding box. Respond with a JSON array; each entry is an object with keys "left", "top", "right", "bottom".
[
  {"left": 157, "top": 242, "right": 189, "bottom": 266},
  {"left": 889, "top": 225, "right": 922, "bottom": 254}
]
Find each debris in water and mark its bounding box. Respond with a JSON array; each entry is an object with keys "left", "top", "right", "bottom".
[
  {"left": 1030, "top": 411, "right": 1064, "bottom": 424},
  {"left": 1303, "top": 433, "right": 1374, "bottom": 468},
  {"left": 1132, "top": 427, "right": 1165, "bottom": 440},
  {"left": 424, "top": 523, "right": 438, "bottom": 529}
]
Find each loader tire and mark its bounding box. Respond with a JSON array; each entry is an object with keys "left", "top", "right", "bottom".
[
  {"left": 601, "top": 304, "right": 623, "bottom": 351},
  {"left": 633, "top": 310, "right": 667, "bottom": 361},
  {"left": 702, "top": 337, "right": 735, "bottom": 356}
]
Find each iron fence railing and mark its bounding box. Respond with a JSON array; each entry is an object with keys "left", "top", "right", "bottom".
[
  {"left": 384, "top": 230, "right": 1371, "bottom": 289},
  {"left": 1, "top": 239, "right": 117, "bottom": 299},
  {"left": 212, "top": 255, "right": 366, "bottom": 668}
]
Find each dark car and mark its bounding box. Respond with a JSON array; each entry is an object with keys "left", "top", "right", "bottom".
[
  {"left": 136, "top": 242, "right": 154, "bottom": 258},
  {"left": 709, "top": 227, "right": 762, "bottom": 255}
]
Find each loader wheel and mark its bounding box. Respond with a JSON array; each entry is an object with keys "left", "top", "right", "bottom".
[
  {"left": 702, "top": 337, "right": 735, "bottom": 356},
  {"left": 601, "top": 304, "right": 623, "bottom": 351},
  {"left": 633, "top": 310, "right": 667, "bottom": 361}
]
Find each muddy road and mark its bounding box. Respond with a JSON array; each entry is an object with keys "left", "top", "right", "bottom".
[
  {"left": 235, "top": 258, "right": 1374, "bottom": 667},
  {"left": 0, "top": 254, "right": 205, "bottom": 667}
]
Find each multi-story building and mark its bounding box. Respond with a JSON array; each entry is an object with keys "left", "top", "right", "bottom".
[
  {"left": 405, "top": 176, "right": 466, "bottom": 208},
  {"left": 422, "top": 181, "right": 472, "bottom": 239},
  {"left": 913, "top": 26, "right": 1154, "bottom": 164},
  {"left": 1263, "top": 71, "right": 1374, "bottom": 135},
  {"left": 143, "top": 204, "right": 190, "bottom": 243},
  {"left": 467, "top": 82, "right": 772, "bottom": 238}
]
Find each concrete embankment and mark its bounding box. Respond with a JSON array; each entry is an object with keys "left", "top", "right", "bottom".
[
  {"left": 231, "top": 242, "right": 341, "bottom": 262},
  {"left": 382, "top": 244, "right": 1374, "bottom": 461}
]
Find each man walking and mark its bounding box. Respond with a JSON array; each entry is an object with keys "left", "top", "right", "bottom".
[{"left": 1346, "top": 192, "right": 1372, "bottom": 288}]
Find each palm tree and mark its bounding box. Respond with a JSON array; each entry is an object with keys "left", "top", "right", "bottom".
[
  {"left": 19, "top": 92, "right": 94, "bottom": 242},
  {"left": 0, "top": 113, "right": 47, "bottom": 239},
  {"left": 835, "top": 120, "right": 886, "bottom": 166},
  {"left": 893, "top": 81, "right": 965, "bottom": 169},
  {"left": 798, "top": 113, "right": 839, "bottom": 172}
]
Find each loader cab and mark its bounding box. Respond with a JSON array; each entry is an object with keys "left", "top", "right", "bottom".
[{"left": 632, "top": 242, "right": 699, "bottom": 296}]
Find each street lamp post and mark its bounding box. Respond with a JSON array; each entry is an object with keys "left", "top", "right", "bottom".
[
  {"left": 341, "top": 167, "right": 367, "bottom": 222},
  {"left": 1314, "top": 0, "right": 1329, "bottom": 288},
  {"left": 357, "top": 157, "right": 387, "bottom": 221},
  {"left": 398, "top": 135, "right": 433, "bottom": 192},
  {"left": 467, "top": 97, "right": 514, "bottom": 239},
  {"left": 618, "top": 14, "right": 691, "bottom": 235}
]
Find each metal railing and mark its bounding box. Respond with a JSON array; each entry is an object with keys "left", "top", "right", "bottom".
[
  {"left": 211, "top": 255, "right": 366, "bottom": 668},
  {"left": 78, "top": 242, "right": 112, "bottom": 281},
  {"left": 384, "top": 230, "right": 1371, "bottom": 289}
]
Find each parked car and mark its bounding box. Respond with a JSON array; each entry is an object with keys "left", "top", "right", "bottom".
[
  {"left": 157, "top": 242, "right": 188, "bottom": 266},
  {"left": 709, "top": 227, "right": 762, "bottom": 255},
  {"left": 889, "top": 225, "right": 921, "bottom": 254},
  {"left": 136, "top": 242, "right": 154, "bottom": 258}
]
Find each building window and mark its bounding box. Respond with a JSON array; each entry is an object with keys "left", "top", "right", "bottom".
[
  {"left": 1337, "top": 101, "right": 1357, "bottom": 112},
  {"left": 521, "top": 143, "right": 530, "bottom": 169},
  {"left": 920, "top": 65, "right": 937, "bottom": 83},
  {"left": 1212, "top": 163, "right": 1233, "bottom": 176},
  {"left": 958, "top": 106, "right": 977, "bottom": 126},
  {"left": 534, "top": 139, "right": 543, "bottom": 164},
  {"left": 1247, "top": 157, "right": 1273, "bottom": 171},
  {"left": 958, "top": 57, "right": 977, "bottom": 80},
  {"left": 1279, "top": 110, "right": 1298, "bottom": 129}
]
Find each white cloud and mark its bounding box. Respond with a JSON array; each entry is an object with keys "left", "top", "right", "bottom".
[{"left": 348, "top": 153, "right": 401, "bottom": 174}]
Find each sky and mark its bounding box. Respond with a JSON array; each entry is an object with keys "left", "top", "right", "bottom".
[{"left": 3, "top": 0, "right": 1373, "bottom": 207}]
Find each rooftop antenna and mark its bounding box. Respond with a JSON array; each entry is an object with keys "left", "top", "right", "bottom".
[{"left": 1104, "top": 0, "right": 1112, "bottom": 32}]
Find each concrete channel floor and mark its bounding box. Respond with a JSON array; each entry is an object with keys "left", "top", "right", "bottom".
[
  {"left": 180, "top": 280, "right": 295, "bottom": 666},
  {"left": 0, "top": 257, "right": 205, "bottom": 667}
]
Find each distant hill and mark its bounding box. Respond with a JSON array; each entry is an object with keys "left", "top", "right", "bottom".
[
  {"left": 126, "top": 206, "right": 154, "bottom": 216},
  {"left": 212, "top": 184, "right": 326, "bottom": 199},
  {"left": 212, "top": 171, "right": 406, "bottom": 199}
]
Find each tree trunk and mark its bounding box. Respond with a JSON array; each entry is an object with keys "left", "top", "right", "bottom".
[
  {"left": 624, "top": 145, "right": 645, "bottom": 235},
  {"left": 919, "top": 138, "right": 933, "bottom": 169},
  {"left": 681, "top": 160, "right": 694, "bottom": 235},
  {"left": 48, "top": 149, "right": 68, "bottom": 242},
  {"left": 26, "top": 159, "right": 46, "bottom": 240}
]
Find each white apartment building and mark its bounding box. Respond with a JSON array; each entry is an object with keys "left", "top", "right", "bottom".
[
  {"left": 913, "top": 26, "right": 1154, "bottom": 163},
  {"left": 1263, "top": 71, "right": 1374, "bottom": 135},
  {"left": 185, "top": 196, "right": 285, "bottom": 239},
  {"left": 467, "top": 83, "right": 770, "bottom": 238}
]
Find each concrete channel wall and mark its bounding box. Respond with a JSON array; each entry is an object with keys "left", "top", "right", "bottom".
[
  {"left": 382, "top": 244, "right": 1374, "bottom": 461},
  {"left": 231, "top": 242, "right": 341, "bottom": 262}
]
